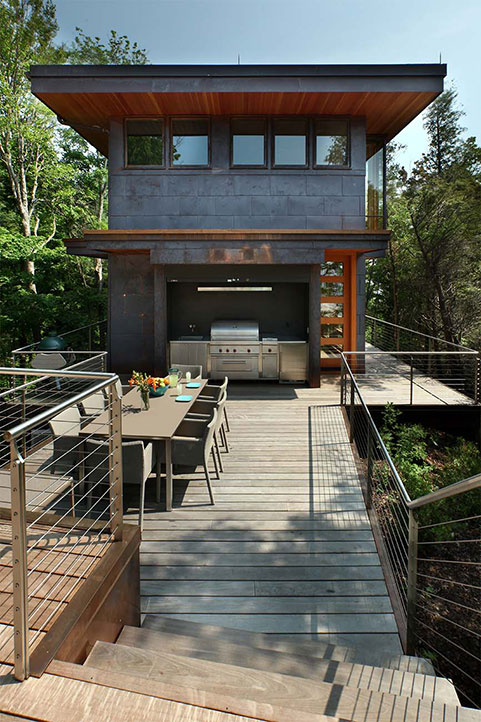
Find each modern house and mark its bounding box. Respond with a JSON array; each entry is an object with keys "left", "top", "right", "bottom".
[
  {"left": 29, "top": 63, "right": 447, "bottom": 385},
  {"left": 1, "top": 62, "right": 480, "bottom": 720}
]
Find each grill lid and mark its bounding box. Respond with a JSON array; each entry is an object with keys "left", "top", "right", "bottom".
[{"left": 210, "top": 320, "right": 259, "bottom": 342}]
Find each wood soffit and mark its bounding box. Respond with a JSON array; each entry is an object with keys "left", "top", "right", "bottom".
[{"left": 30, "top": 64, "right": 446, "bottom": 155}]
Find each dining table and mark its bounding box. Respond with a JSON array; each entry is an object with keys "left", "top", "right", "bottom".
[{"left": 81, "top": 379, "right": 207, "bottom": 512}]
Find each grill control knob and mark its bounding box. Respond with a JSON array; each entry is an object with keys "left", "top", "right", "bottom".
[
  {"left": 233, "top": 349, "right": 237, "bottom": 353},
  {"left": 226, "top": 349, "right": 230, "bottom": 353},
  {"left": 219, "top": 349, "right": 222, "bottom": 353},
  {"left": 268, "top": 348, "right": 272, "bottom": 353},
  {"left": 247, "top": 348, "right": 251, "bottom": 353}
]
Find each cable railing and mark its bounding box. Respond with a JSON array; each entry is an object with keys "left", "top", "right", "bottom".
[
  {"left": 366, "top": 315, "right": 477, "bottom": 354},
  {"left": 0, "top": 367, "right": 122, "bottom": 682},
  {"left": 11, "top": 319, "right": 107, "bottom": 356},
  {"left": 340, "top": 354, "right": 481, "bottom": 708},
  {"left": 344, "top": 350, "right": 480, "bottom": 405}
]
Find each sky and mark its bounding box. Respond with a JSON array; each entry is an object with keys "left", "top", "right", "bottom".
[{"left": 54, "top": 0, "right": 480, "bottom": 170}]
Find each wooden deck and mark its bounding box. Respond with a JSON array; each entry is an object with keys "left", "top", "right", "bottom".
[
  {"left": 0, "top": 519, "right": 109, "bottom": 666},
  {"left": 126, "top": 385, "right": 402, "bottom": 655}
]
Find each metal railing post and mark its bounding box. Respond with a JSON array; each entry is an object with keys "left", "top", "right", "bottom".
[
  {"left": 406, "top": 508, "right": 419, "bottom": 655},
  {"left": 366, "top": 423, "right": 373, "bottom": 509},
  {"left": 474, "top": 353, "right": 481, "bottom": 405},
  {"left": 409, "top": 355, "right": 414, "bottom": 405},
  {"left": 10, "top": 442, "right": 29, "bottom": 681},
  {"left": 349, "top": 379, "right": 355, "bottom": 443},
  {"left": 340, "top": 359, "right": 345, "bottom": 406},
  {"left": 109, "top": 381, "right": 123, "bottom": 542},
  {"left": 372, "top": 319, "right": 377, "bottom": 346}
]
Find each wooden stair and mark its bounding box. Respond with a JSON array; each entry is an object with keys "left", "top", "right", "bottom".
[
  {"left": 74, "top": 619, "right": 480, "bottom": 722},
  {"left": 141, "top": 615, "right": 436, "bottom": 675}
]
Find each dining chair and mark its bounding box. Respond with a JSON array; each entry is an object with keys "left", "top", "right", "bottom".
[
  {"left": 173, "top": 364, "right": 202, "bottom": 380},
  {"left": 186, "top": 389, "right": 228, "bottom": 460},
  {"left": 199, "top": 376, "right": 230, "bottom": 434},
  {"left": 79, "top": 390, "right": 106, "bottom": 418},
  {"left": 83, "top": 438, "right": 154, "bottom": 531},
  {"left": 156, "top": 409, "right": 217, "bottom": 505},
  {"left": 49, "top": 405, "right": 83, "bottom": 478}
]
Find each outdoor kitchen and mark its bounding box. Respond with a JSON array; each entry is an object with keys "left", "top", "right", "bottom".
[{"left": 168, "top": 279, "right": 309, "bottom": 382}]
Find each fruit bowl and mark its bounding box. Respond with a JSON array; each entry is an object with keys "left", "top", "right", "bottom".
[{"left": 149, "top": 385, "right": 168, "bottom": 397}]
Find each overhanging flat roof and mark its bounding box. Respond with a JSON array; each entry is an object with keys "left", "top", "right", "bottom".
[
  {"left": 65, "top": 228, "right": 390, "bottom": 264},
  {"left": 30, "top": 63, "right": 446, "bottom": 155}
]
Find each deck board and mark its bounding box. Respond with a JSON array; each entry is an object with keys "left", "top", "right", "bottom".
[{"left": 126, "top": 388, "right": 403, "bottom": 652}]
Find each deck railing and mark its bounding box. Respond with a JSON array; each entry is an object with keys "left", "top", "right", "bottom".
[
  {"left": 0, "top": 367, "right": 122, "bottom": 681},
  {"left": 340, "top": 355, "right": 481, "bottom": 707},
  {"left": 343, "top": 350, "right": 480, "bottom": 404},
  {"left": 366, "top": 315, "right": 477, "bottom": 354},
  {"left": 11, "top": 319, "right": 107, "bottom": 356}
]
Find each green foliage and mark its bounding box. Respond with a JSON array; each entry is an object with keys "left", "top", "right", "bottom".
[
  {"left": 68, "top": 27, "right": 148, "bottom": 65},
  {"left": 367, "top": 87, "right": 481, "bottom": 350},
  {"left": 379, "top": 404, "right": 481, "bottom": 538},
  {"left": 0, "top": 3, "right": 149, "bottom": 364}
]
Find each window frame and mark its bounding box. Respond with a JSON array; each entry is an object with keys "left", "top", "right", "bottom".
[
  {"left": 271, "top": 117, "right": 309, "bottom": 170},
  {"left": 230, "top": 116, "right": 268, "bottom": 169},
  {"left": 313, "top": 116, "right": 351, "bottom": 170},
  {"left": 169, "top": 116, "right": 211, "bottom": 169},
  {"left": 124, "top": 117, "right": 165, "bottom": 169}
]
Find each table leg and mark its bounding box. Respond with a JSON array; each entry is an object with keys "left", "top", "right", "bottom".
[
  {"left": 165, "top": 438, "right": 172, "bottom": 512},
  {"left": 156, "top": 441, "right": 161, "bottom": 503}
]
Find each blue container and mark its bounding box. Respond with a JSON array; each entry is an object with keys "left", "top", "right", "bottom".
[{"left": 149, "top": 385, "right": 168, "bottom": 397}]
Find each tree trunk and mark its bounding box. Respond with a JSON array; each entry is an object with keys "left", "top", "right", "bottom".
[
  {"left": 25, "top": 258, "right": 37, "bottom": 294},
  {"left": 95, "top": 257, "right": 103, "bottom": 293}
]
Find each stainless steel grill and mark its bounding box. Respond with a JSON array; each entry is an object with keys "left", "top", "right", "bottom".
[
  {"left": 209, "top": 321, "right": 278, "bottom": 380},
  {"left": 210, "top": 320, "right": 259, "bottom": 343}
]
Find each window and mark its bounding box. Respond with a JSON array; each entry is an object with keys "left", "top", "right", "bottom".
[
  {"left": 231, "top": 118, "right": 266, "bottom": 166},
  {"left": 315, "top": 119, "right": 348, "bottom": 166},
  {"left": 321, "top": 261, "right": 344, "bottom": 276},
  {"left": 126, "top": 120, "right": 164, "bottom": 166},
  {"left": 366, "top": 137, "right": 386, "bottom": 229},
  {"left": 273, "top": 119, "right": 307, "bottom": 167},
  {"left": 171, "top": 119, "right": 209, "bottom": 166}
]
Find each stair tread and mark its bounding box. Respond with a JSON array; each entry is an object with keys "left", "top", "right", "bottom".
[
  {"left": 140, "top": 616, "right": 436, "bottom": 675},
  {"left": 118, "top": 625, "right": 458, "bottom": 704},
  {"left": 83, "top": 641, "right": 474, "bottom": 722}
]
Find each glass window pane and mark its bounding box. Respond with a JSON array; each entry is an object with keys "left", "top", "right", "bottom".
[
  {"left": 321, "top": 261, "right": 344, "bottom": 276},
  {"left": 315, "top": 119, "right": 348, "bottom": 166},
  {"left": 273, "top": 119, "right": 307, "bottom": 166},
  {"left": 366, "top": 138, "right": 385, "bottom": 230},
  {"left": 172, "top": 119, "right": 209, "bottom": 166},
  {"left": 233, "top": 136, "right": 264, "bottom": 165},
  {"left": 126, "top": 120, "right": 163, "bottom": 166},
  {"left": 321, "top": 324, "right": 343, "bottom": 338},
  {"left": 322, "top": 303, "right": 343, "bottom": 318},
  {"left": 321, "top": 282, "right": 344, "bottom": 297},
  {"left": 232, "top": 119, "right": 265, "bottom": 166},
  {"left": 321, "top": 344, "right": 343, "bottom": 358}
]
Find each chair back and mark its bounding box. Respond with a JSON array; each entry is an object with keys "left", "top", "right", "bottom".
[
  {"left": 204, "top": 407, "right": 218, "bottom": 456},
  {"left": 84, "top": 438, "right": 149, "bottom": 489},
  {"left": 213, "top": 395, "right": 226, "bottom": 434},
  {"left": 49, "top": 405, "right": 81, "bottom": 438},
  {"left": 174, "top": 364, "right": 202, "bottom": 380},
  {"left": 115, "top": 379, "right": 123, "bottom": 399},
  {"left": 80, "top": 391, "right": 106, "bottom": 418}
]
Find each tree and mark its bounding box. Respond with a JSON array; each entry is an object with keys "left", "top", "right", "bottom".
[
  {"left": 69, "top": 27, "right": 148, "bottom": 65},
  {"left": 64, "top": 28, "right": 148, "bottom": 291},
  {"left": 0, "top": 0, "right": 66, "bottom": 290},
  {"left": 367, "top": 88, "right": 481, "bottom": 350}
]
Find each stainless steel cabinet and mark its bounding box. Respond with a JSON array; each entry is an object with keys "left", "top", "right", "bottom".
[{"left": 279, "top": 342, "right": 308, "bottom": 382}]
